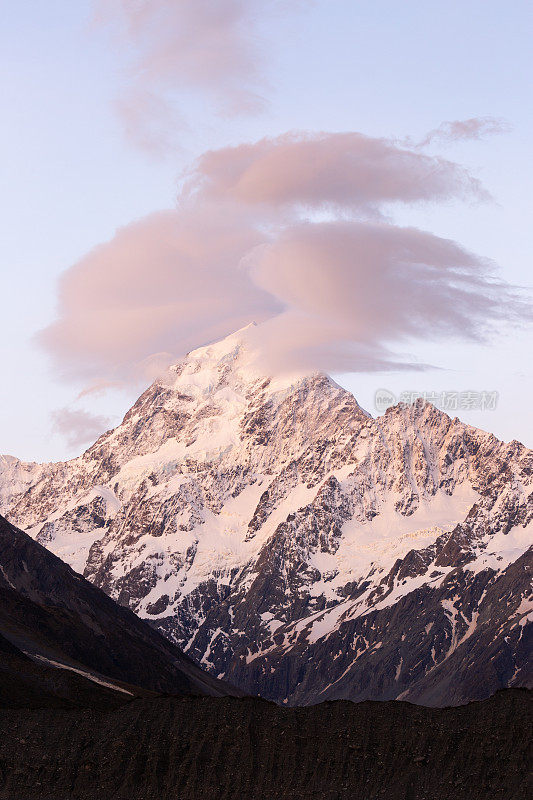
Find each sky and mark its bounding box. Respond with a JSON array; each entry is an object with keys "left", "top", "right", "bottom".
[{"left": 1, "top": 0, "right": 532, "bottom": 462}]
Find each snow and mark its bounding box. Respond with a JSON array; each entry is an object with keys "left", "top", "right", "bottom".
[
  {"left": 0, "top": 565, "right": 15, "bottom": 589},
  {"left": 43, "top": 528, "right": 103, "bottom": 575},
  {"left": 303, "top": 601, "right": 352, "bottom": 644},
  {"left": 369, "top": 569, "right": 451, "bottom": 614},
  {"left": 26, "top": 653, "right": 132, "bottom": 695},
  {"left": 25, "top": 484, "right": 121, "bottom": 535},
  {"left": 395, "top": 656, "right": 403, "bottom": 681},
  {"left": 465, "top": 522, "right": 533, "bottom": 575},
  {"left": 135, "top": 479, "right": 269, "bottom": 610},
  {"left": 167, "top": 322, "right": 308, "bottom": 401},
  {"left": 336, "top": 483, "right": 478, "bottom": 587},
  {"left": 0, "top": 454, "right": 44, "bottom": 514},
  {"left": 456, "top": 611, "right": 480, "bottom": 648},
  {"left": 513, "top": 596, "right": 533, "bottom": 627},
  {"left": 200, "top": 628, "right": 225, "bottom": 668}
]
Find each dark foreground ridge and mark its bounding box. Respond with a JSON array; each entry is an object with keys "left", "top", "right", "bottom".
[
  {"left": 0, "top": 514, "right": 241, "bottom": 706},
  {"left": 0, "top": 688, "right": 530, "bottom": 800}
]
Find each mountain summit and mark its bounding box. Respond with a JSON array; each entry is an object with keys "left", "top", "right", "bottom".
[{"left": 1, "top": 327, "right": 531, "bottom": 705}]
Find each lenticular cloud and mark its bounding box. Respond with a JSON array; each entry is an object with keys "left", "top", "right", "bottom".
[
  {"left": 38, "top": 130, "right": 530, "bottom": 387},
  {"left": 182, "top": 131, "right": 487, "bottom": 212}
]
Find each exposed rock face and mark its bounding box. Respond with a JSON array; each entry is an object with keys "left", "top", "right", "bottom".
[{"left": 1, "top": 326, "right": 532, "bottom": 705}]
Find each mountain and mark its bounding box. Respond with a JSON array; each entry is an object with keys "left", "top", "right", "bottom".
[
  {"left": 0, "top": 514, "right": 240, "bottom": 707},
  {"left": 1, "top": 325, "right": 532, "bottom": 705}
]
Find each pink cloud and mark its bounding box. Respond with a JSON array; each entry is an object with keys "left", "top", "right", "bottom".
[
  {"left": 418, "top": 117, "right": 510, "bottom": 147},
  {"left": 114, "top": 88, "right": 188, "bottom": 157},
  {"left": 38, "top": 130, "right": 530, "bottom": 385},
  {"left": 51, "top": 408, "right": 113, "bottom": 449},
  {"left": 183, "top": 131, "right": 487, "bottom": 214},
  {"left": 76, "top": 380, "right": 125, "bottom": 400},
  {"left": 38, "top": 205, "right": 280, "bottom": 382},
  {"left": 93, "top": 1, "right": 305, "bottom": 152},
  {"left": 245, "top": 221, "right": 527, "bottom": 373}
]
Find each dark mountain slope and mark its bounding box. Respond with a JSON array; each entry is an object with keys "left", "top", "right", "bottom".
[
  {"left": 0, "top": 515, "right": 240, "bottom": 704},
  {"left": 229, "top": 541, "right": 532, "bottom": 706},
  {"left": 0, "top": 629, "right": 130, "bottom": 710},
  {"left": 0, "top": 689, "right": 530, "bottom": 800}
]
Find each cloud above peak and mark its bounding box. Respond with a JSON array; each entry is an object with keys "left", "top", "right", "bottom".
[
  {"left": 183, "top": 131, "right": 487, "bottom": 214},
  {"left": 244, "top": 220, "right": 527, "bottom": 373},
  {"left": 38, "top": 129, "right": 530, "bottom": 388},
  {"left": 40, "top": 205, "right": 279, "bottom": 382}
]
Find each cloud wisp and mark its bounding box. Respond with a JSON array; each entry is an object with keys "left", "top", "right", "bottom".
[
  {"left": 416, "top": 116, "right": 511, "bottom": 148},
  {"left": 93, "top": 0, "right": 304, "bottom": 153},
  {"left": 51, "top": 408, "right": 113, "bottom": 449},
  {"left": 39, "top": 130, "right": 531, "bottom": 388}
]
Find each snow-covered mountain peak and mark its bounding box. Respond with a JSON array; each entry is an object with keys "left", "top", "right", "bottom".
[
  {"left": 160, "top": 321, "right": 327, "bottom": 405},
  {"left": 0, "top": 325, "right": 531, "bottom": 706},
  {"left": 177, "top": 321, "right": 258, "bottom": 371},
  {"left": 76, "top": 324, "right": 369, "bottom": 487}
]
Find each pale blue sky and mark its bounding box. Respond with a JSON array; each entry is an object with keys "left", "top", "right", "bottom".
[{"left": 1, "top": 0, "right": 531, "bottom": 461}]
